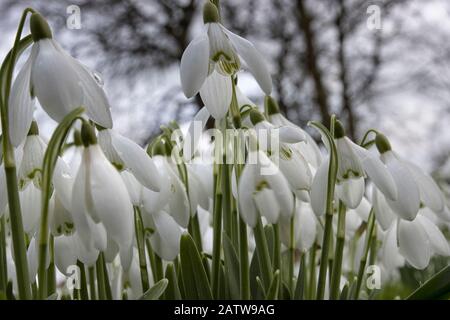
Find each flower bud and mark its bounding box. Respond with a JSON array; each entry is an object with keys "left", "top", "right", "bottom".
[
  {"left": 249, "top": 109, "right": 265, "bottom": 125},
  {"left": 203, "top": 2, "right": 220, "bottom": 24},
  {"left": 334, "top": 120, "right": 345, "bottom": 139},
  {"left": 30, "top": 12, "right": 53, "bottom": 42},
  {"left": 375, "top": 133, "right": 392, "bottom": 154},
  {"left": 81, "top": 122, "right": 97, "bottom": 147},
  {"left": 265, "top": 96, "right": 280, "bottom": 116}
]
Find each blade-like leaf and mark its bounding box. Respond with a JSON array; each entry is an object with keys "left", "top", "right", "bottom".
[
  {"left": 223, "top": 234, "right": 240, "bottom": 299},
  {"left": 266, "top": 270, "right": 280, "bottom": 300},
  {"left": 139, "top": 279, "right": 168, "bottom": 300},
  {"left": 180, "top": 233, "right": 213, "bottom": 299},
  {"left": 407, "top": 265, "right": 450, "bottom": 300},
  {"left": 164, "top": 263, "right": 181, "bottom": 300}
]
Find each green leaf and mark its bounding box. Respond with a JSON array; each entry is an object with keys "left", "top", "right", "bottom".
[
  {"left": 339, "top": 283, "right": 349, "bottom": 300},
  {"left": 294, "top": 254, "right": 306, "bottom": 300},
  {"left": 407, "top": 265, "right": 450, "bottom": 300},
  {"left": 223, "top": 234, "right": 240, "bottom": 299},
  {"left": 164, "top": 263, "right": 181, "bottom": 300},
  {"left": 139, "top": 279, "right": 168, "bottom": 300},
  {"left": 266, "top": 270, "right": 280, "bottom": 300},
  {"left": 179, "top": 233, "right": 213, "bottom": 299}
]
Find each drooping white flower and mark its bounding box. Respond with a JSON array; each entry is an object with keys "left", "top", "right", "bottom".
[
  {"left": 97, "top": 128, "right": 161, "bottom": 192},
  {"left": 376, "top": 133, "right": 445, "bottom": 221},
  {"left": 238, "top": 150, "right": 293, "bottom": 227},
  {"left": 180, "top": 2, "right": 272, "bottom": 98},
  {"left": 332, "top": 122, "right": 397, "bottom": 209},
  {"left": 280, "top": 201, "right": 317, "bottom": 252},
  {"left": 71, "top": 124, "right": 134, "bottom": 270},
  {"left": 9, "top": 13, "right": 112, "bottom": 147}
]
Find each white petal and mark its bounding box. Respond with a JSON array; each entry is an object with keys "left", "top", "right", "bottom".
[
  {"left": 49, "top": 193, "right": 74, "bottom": 236},
  {"left": 31, "top": 40, "right": 84, "bottom": 121},
  {"left": 121, "top": 170, "right": 142, "bottom": 206},
  {"left": 354, "top": 197, "right": 371, "bottom": 222},
  {"left": 199, "top": 71, "right": 232, "bottom": 120},
  {"left": 297, "top": 203, "right": 317, "bottom": 251},
  {"left": 398, "top": 218, "right": 431, "bottom": 269},
  {"left": 54, "top": 235, "right": 77, "bottom": 275},
  {"left": 381, "top": 222, "right": 404, "bottom": 271},
  {"left": 110, "top": 130, "right": 161, "bottom": 192},
  {"left": 0, "top": 165, "right": 8, "bottom": 215},
  {"left": 20, "top": 183, "right": 41, "bottom": 233},
  {"left": 417, "top": 215, "right": 450, "bottom": 256},
  {"left": 372, "top": 188, "right": 395, "bottom": 231},
  {"left": 279, "top": 147, "right": 312, "bottom": 193},
  {"left": 73, "top": 232, "right": 99, "bottom": 267},
  {"left": 166, "top": 163, "right": 190, "bottom": 228},
  {"left": 9, "top": 46, "right": 37, "bottom": 147},
  {"left": 336, "top": 178, "right": 365, "bottom": 209},
  {"left": 87, "top": 145, "right": 134, "bottom": 250},
  {"left": 27, "top": 237, "right": 38, "bottom": 283},
  {"left": 335, "top": 137, "right": 364, "bottom": 181},
  {"left": 67, "top": 57, "right": 112, "bottom": 128},
  {"left": 18, "top": 135, "right": 46, "bottom": 188},
  {"left": 150, "top": 211, "right": 183, "bottom": 261},
  {"left": 180, "top": 35, "right": 209, "bottom": 98},
  {"left": 254, "top": 189, "right": 280, "bottom": 224},
  {"left": 187, "top": 167, "right": 209, "bottom": 213},
  {"left": 310, "top": 157, "right": 330, "bottom": 217},
  {"left": 52, "top": 157, "right": 73, "bottom": 211},
  {"left": 97, "top": 129, "right": 124, "bottom": 168},
  {"left": 265, "top": 169, "right": 294, "bottom": 219},
  {"left": 238, "top": 164, "right": 258, "bottom": 227},
  {"left": 404, "top": 161, "right": 445, "bottom": 213},
  {"left": 182, "top": 107, "right": 210, "bottom": 161},
  {"left": 279, "top": 126, "right": 306, "bottom": 144},
  {"left": 352, "top": 144, "right": 397, "bottom": 201},
  {"left": 225, "top": 28, "right": 272, "bottom": 94},
  {"left": 382, "top": 152, "right": 420, "bottom": 221}
]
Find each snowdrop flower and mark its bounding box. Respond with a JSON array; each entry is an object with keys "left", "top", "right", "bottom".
[
  {"left": 280, "top": 201, "right": 317, "bottom": 252},
  {"left": 9, "top": 13, "right": 112, "bottom": 147},
  {"left": 18, "top": 122, "right": 46, "bottom": 233},
  {"left": 141, "top": 141, "right": 190, "bottom": 229},
  {"left": 71, "top": 123, "right": 134, "bottom": 269},
  {"left": 238, "top": 150, "right": 293, "bottom": 227},
  {"left": 249, "top": 109, "right": 306, "bottom": 149},
  {"left": 180, "top": 2, "right": 272, "bottom": 98},
  {"left": 332, "top": 121, "right": 397, "bottom": 209},
  {"left": 266, "top": 96, "right": 322, "bottom": 169},
  {"left": 376, "top": 133, "right": 445, "bottom": 221},
  {"left": 199, "top": 71, "right": 232, "bottom": 120},
  {"left": 97, "top": 128, "right": 161, "bottom": 192}
]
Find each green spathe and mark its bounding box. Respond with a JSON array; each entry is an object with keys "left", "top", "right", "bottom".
[
  {"left": 30, "top": 12, "right": 52, "bottom": 42},
  {"left": 249, "top": 108, "right": 265, "bottom": 125},
  {"left": 81, "top": 122, "right": 97, "bottom": 146},
  {"left": 265, "top": 95, "right": 280, "bottom": 116},
  {"left": 334, "top": 120, "right": 345, "bottom": 139},
  {"left": 203, "top": 2, "right": 220, "bottom": 24},
  {"left": 375, "top": 133, "right": 391, "bottom": 154}
]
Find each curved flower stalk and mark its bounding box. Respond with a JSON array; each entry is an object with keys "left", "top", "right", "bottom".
[
  {"left": 238, "top": 150, "right": 293, "bottom": 227},
  {"left": 9, "top": 13, "right": 112, "bottom": 147},
  {"left": 375, "top": 133, "right": 446, "bottom": 221},
  {"left": 180, "top": 2, "right": 272, "bottom": 99},
  {"left": 70, "top": 123, "right": 134, "bottom": 270}
]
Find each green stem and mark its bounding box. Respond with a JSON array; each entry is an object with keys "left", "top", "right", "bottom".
[
  {"left": 211, "top": 163, "right": 223, "bottom": 298},
  {"left": 254, "top": 219, "right": 273, "bottom": 290},
  {"left": 188, "top": 214, "right": 203, "bottom": 252},
  {"left": 154, "top": 253, "right": 164, "bottom": 283},
  {"left": 88, "top": 266, "right": 97, "bottom": 300},
  {"left": 308, "top": 244, "right": 317, "bottom": 300},
  {"left": 46, "top": 235, "right": 56, "bottom": 296},
  {"left": 145, "top": 237, "right": 158, "bottom": 284},
  {"left": 354, "top": 209, "right": 376, "bottom": 299},
  {"left": 273, "top": 223, "right": 282, "bottom": 298},
  {"left": 0, "top": 216, "right": 8, "bottom": 293},
  {"left": 134, "top": 207, "right": 150, "bottom": 292},
  {"left": 77, "top": 261, "right": 89, "bottom": 300},
  {"left": 330, "top": 201, "right": 346, "bottom": 299},
  {"left": 288, "top": 215, "right": 295, "bottom": 297},
  {"left": 96, "top": 254, "right": 107, "bottom": 300}
]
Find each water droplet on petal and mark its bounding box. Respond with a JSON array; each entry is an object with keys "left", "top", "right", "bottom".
[{"left": 92, "top": 71, "right": 104, "bottom": 87}]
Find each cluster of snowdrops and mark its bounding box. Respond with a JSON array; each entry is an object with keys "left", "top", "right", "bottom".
[{"left": 0, "top": 3, "right": 449, "bottom": 300}]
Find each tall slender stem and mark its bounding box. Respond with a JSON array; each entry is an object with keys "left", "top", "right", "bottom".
[
  {"left": 134, "top": 206, "right": 150, "bottom": 292},
  {"left": 0, "top": 216, "right": 8, "bottom": 292},
  {"left": 254, "top": 219, "right": 273, "bottom": 290},
  {"left": 88, "top": 266, "right": 97, "bottom": 300},
  {"left": 211, "top": 163, "right": 223, "bottom": 298},
  {"left": 330, "top": 201, "right": 346, "bottom": 299},
  {"left": 288, "top": 215, "right": 295, "bottom": 296},
  {"left": 354, "top": 210, "right": 376, "bottom": 299}
]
